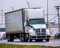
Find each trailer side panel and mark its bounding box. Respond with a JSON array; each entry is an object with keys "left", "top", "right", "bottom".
[{"left": 5, "top": 10, "right": 23, "bottom": 33}]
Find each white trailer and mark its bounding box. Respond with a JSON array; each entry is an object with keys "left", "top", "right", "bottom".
[{"left": 5, "top": 8, "right": 50, "bottom": 42}]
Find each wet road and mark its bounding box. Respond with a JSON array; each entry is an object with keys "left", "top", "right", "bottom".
[{"left": 0, "top": 39, "right": 60, "bottom": 47}]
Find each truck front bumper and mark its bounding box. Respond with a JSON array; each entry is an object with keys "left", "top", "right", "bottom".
[{"left": 30, "top": 35, "right": 50, "bottom": 39}]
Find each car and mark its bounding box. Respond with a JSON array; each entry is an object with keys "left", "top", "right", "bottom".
[{"left": 54, "top": 32, "right": 60, "bottom": 39}]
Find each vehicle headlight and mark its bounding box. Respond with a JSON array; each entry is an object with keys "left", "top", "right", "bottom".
[
  {"left": 29, "top": 33, "right": 34, "bottom": 36},
  {"left": 28, "top": 29, "right": 36, "bottom": 36}
]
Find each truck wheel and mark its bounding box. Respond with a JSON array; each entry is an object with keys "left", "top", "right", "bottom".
[
  {"left": 46, "top": 39, "right": 49, "bottom": 42},
  {"left": 29, "top": 39, "right": 32, "bottom": 42},
  {"left": 24, "top": 39, "right": 28, "bottom": 42},
  {"left": 36, "top": 39, "right": 43, "bottom": 42},
  {"left": 7, "top": 35, "right": 11, "bottom": 42},
  {"left": 40, "top": 39, "right": 43, "bottom": 42},
  {"left": 7, "top": 34, "right": 14, "bottom": 42},
  {"left": 20, "top": 37, "right": 24, "bottom": 42}
]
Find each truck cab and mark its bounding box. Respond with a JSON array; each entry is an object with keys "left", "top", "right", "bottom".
[{"left": 24, "top": 9, "right": 50, "bottom": 42}]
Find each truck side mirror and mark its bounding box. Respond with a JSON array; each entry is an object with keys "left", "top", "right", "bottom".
[{"left": 26, "top": 20, "right": 29, "bottom": 26}]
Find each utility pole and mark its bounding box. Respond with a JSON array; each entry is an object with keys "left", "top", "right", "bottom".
[
  {"left": 47, "top": 0, "right": 49, "bottom": 28},
  {"left": 55, "top": 6, "right": 60, "bottom": 32},
  {"left": 26, "top": 2, "right": 30, "bottom": 8},
  {"left": 1, "top": 10, "right": 3, "bottom": 22}
]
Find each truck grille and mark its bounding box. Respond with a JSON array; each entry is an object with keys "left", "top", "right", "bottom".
[
  {"left": 41, "top": 28, "right": 46, "bottom": 35},
  {"left": 35, "top": 29, "right": 40, "bottom": 35},
  {"left": 35, "top": 28, "right": 46, "bottom": 35}
]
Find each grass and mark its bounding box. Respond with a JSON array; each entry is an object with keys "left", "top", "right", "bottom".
[
  {"left": 0, "top": 44, "right": 60, "bottom": 48},
  {"left": 50, "top": 36, "right": 55, "bottom": 40},
  {"left": 50, "top": 36, "right": 60, "bottom": 40}
]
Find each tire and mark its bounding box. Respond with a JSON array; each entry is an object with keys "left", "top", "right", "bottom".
[
  {"left": 36, "top": 39, "right": 43, "bottom": 42},
  {"left": 7, "top": 35, "right": 11, "bottom": 42},
  {"left": 46, "top": 39, "right": 49, "bottom": 42},
  {"left": 24, "top": 39, "right": 28, "bottom": 42},
  {"left": 7, "top": 34, "right": 14, "bottom": 42},
  {"left": 29, "top": 39, "right": 32, "bottom": 42},
  {"left": 20, "top": 37, "right": 24, "bottom": 42}
]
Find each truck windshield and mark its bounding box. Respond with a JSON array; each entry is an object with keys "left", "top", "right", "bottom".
[{"left": 29, "top": 18, "right": 45, "bottom": 25}]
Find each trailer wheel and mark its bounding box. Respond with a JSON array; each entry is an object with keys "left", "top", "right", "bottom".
[
  {"left": 24, "top": 39, "right": 28, "bottom": 42},
  {"left": 46, "top": 39, "right": 49, "bottom": 42},
  {"left": 36, "top": 39, "right": 43, "bottom": 42},
  {"left": 7, "top": 35, "right": 10, "bottom": 42},
  {"left": 7, "top": 34, "right": 14, "bottom": 42},
  {"left": 29, "top": 39, "right": 32, "bottom": 42}
]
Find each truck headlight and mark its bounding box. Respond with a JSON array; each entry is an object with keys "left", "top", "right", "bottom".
[
  {"left": 28, "top": 29, "right": 36, "bottom": 36},
  {"left": 29, "top": 33, "right": 34, "bottom": 36}
]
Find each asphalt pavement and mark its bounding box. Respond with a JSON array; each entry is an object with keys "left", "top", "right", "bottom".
[{"left": 0, "top": 39, "right": 60, "bottom": 47}]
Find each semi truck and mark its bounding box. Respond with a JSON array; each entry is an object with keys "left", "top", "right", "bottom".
[{"left": 5, "top": 8, "right": 50, "bottom": 42}]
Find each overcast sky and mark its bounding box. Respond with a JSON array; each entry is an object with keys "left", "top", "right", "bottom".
[
  {"left": 0, "top": 0, "right": 60, "bottom": 13},
  {"left": 0, "top": 0, "right": 27, "bottom": 12},
  {"left": 0, "top": 0, "right": 60, "bottom": 23},
  {"left": 0, "top": 0, "right": 46, "bottom": 13}
]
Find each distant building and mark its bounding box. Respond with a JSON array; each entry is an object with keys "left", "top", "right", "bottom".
[{"left": 48, "top": 22, "right": 58, "bottom": 28}]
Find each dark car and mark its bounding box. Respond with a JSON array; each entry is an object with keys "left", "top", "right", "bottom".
[{"left": 54, "top": 33, "right": 60, "bottom": 39}]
